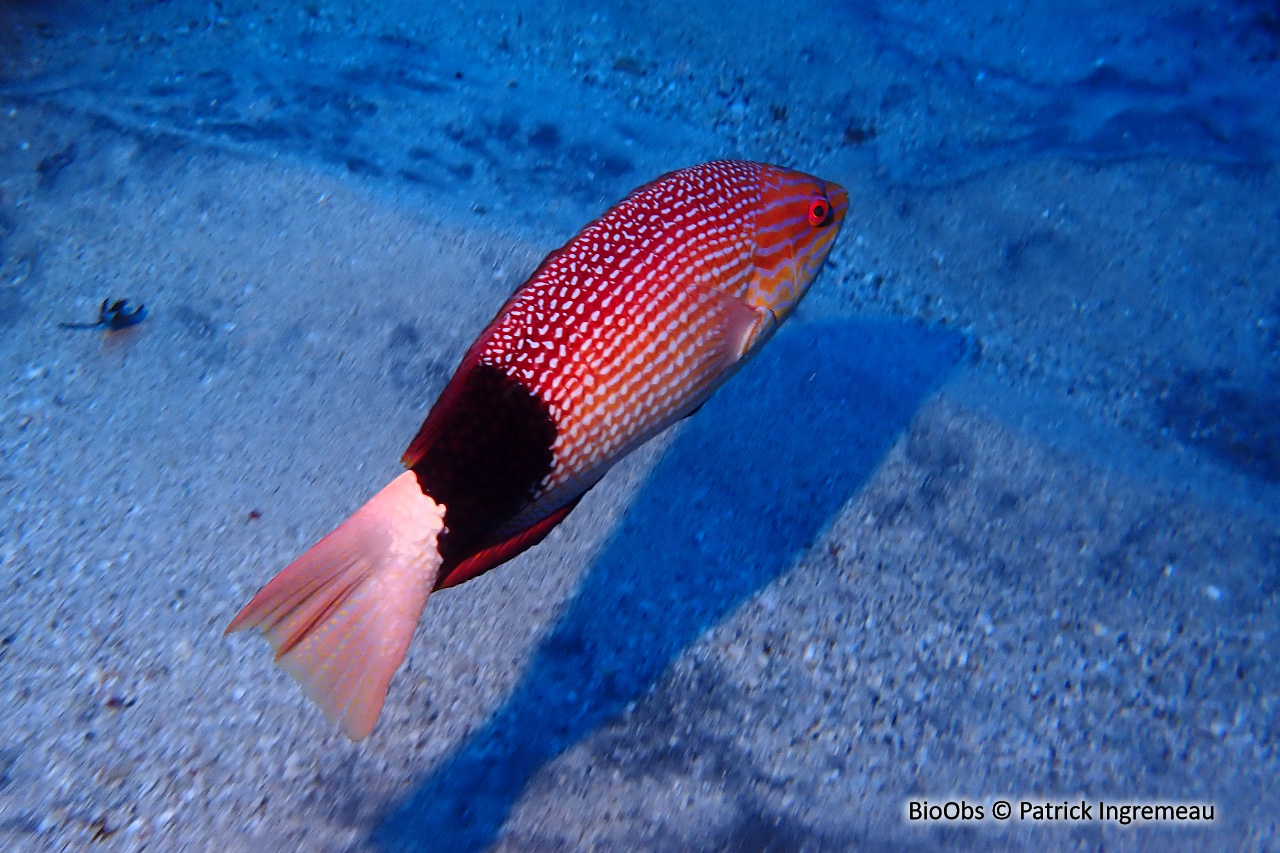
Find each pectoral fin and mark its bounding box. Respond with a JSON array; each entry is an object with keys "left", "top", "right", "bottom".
[{"left": 723, "top": 295, "right": 778, "bottom": 362}]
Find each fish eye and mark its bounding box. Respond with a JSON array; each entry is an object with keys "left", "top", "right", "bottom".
[{"left": 807, "top": 198, "right": 830, "bottom": 227}]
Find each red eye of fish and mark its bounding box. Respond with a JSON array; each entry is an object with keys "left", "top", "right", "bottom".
[{"left": 808, "top": 199, "right": 830, "bottom": 226}]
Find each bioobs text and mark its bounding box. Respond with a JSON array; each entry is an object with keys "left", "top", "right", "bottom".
[
  {"left": 907, "top": 801, "right": 983, "bottom": 821},
  {"left": 906, "top": 798, "right": 1216, "bottom": 825}
]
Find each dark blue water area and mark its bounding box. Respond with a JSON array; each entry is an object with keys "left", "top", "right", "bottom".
[
  {"left": 0, "top": 1, "right": 690, "bottom": 232},
  {"left": 370, "top": 319, "right": 966, "bottom": 852},
  {"left": 5, "top": 0, "right": 1278, "bottom": 216},
  {"left": 832, "top": 0, "right": 1280, "bottom": 183}
]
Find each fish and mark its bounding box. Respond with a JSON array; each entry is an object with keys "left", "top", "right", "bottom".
[{"left": 226, "top": 160, "right": 848, "bottom": 740}]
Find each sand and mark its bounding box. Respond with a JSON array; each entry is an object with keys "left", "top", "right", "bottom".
[{"left": 0, "top": 0, "right": 1277, "bottom": 850}]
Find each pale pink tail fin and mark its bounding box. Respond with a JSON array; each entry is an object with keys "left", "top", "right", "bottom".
[{"left": 226, "top": 471, "right": 445, "bottom": 741}]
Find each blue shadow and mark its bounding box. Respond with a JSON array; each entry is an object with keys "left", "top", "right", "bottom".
[{"left": 372, "top": 319, "right": 966, "bottom": 851}]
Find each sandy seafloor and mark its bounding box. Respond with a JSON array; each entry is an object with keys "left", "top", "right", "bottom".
[{"left": 0, "top": 0, "right": 1278, "bottom": 850}]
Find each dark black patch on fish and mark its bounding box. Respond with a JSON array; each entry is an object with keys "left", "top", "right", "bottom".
[{"left": 410, "top": 363, "right": 556, "bottom": 565}]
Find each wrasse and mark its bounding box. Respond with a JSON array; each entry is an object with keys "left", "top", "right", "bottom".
[{"left": 226, "top": 160, "right": 847, "bottom": 740}]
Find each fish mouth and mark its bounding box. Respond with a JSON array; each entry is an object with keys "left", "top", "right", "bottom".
[
  {"left": 824, "top": 181, "right": 849, "bottom": 226},
  {"left": 792, "top": 180, "right": 848, "bottom": 289}
]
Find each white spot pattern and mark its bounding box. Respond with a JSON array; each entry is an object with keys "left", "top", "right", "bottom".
[{"left": 454, "top": 160, "right": 843, "bottom": 531}]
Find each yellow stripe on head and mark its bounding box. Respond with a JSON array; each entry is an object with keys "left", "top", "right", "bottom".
[{"left": 746, "top": 166, "right": 848, "bottom": 322}]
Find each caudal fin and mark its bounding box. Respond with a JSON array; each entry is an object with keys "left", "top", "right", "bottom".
[{"left": 226, "top": 471, "right": 445, "bottom": 741}]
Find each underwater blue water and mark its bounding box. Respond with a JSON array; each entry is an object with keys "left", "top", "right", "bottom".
[{"left": 0, "top": 1, "right": 1277, "bottom": 851}]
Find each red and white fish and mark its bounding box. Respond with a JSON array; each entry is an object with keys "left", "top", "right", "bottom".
[{"left": 226, "top": 160, "right": 848, "bottom": 739}]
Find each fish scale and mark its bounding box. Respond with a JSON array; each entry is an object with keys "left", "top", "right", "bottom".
[{"left": 474, "top": 162, "right": 769, "bottom": 512}]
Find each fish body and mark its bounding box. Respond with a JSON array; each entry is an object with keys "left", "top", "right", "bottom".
[{"left": 227, "top": 160, "right": 847, "bottom": 739}]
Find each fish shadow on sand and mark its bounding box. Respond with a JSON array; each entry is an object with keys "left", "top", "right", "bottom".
[{"left": 372, "top": 318, "right": 967, "bottom": 852}]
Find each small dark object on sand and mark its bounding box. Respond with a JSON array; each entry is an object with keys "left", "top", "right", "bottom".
[{"left": 58, "top": 298, "right": 149, "bottom": 331}]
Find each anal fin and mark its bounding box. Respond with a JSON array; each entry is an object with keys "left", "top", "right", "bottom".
[{"left": 435, "top": 495, "right": 583, "bottom": 590}]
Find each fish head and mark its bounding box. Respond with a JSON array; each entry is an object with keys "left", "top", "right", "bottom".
[{"left": 746, "top": 165, "right": 848, "bottom": 323}]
